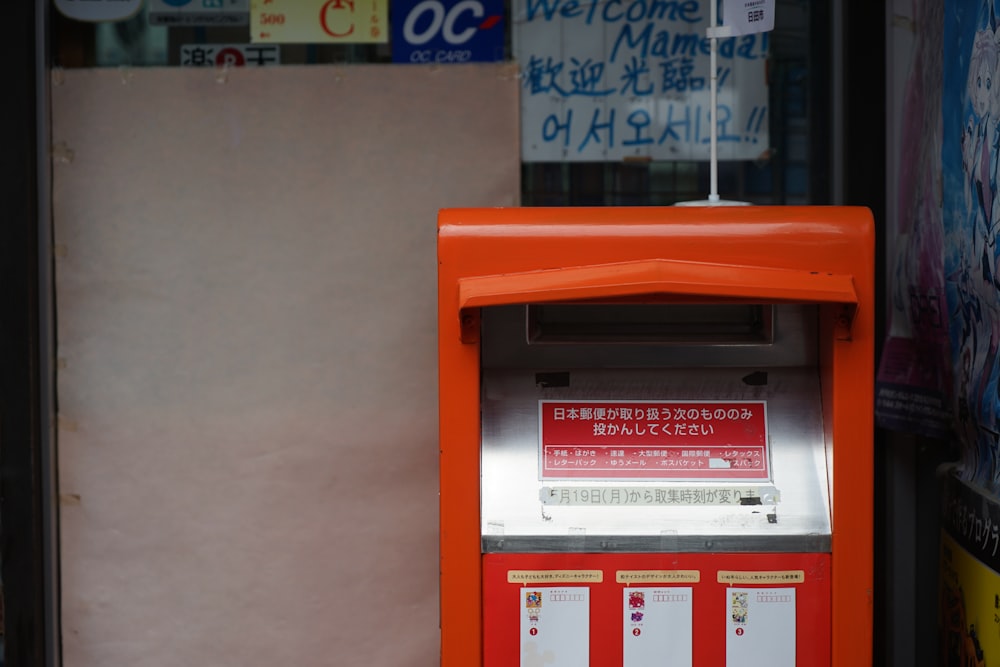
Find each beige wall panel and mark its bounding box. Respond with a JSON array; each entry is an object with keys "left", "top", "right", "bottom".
[{"left": 51, "top": 64, "right": 519, "bottom": 666}]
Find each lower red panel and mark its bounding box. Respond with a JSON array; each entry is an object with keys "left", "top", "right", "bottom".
[{"left": 483, "top": 552, "right": 830, "bottom": 666}]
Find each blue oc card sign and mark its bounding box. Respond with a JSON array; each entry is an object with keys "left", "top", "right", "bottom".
[{"left": 392, "top": 0, "right": 505, "bottom": 64}]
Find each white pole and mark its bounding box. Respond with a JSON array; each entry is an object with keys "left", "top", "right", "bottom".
[{"left": 709, "top": 0, "right": 719, "bottom": 202}]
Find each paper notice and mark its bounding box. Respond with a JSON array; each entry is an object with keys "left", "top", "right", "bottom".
[
  {"left": 520, "top": 587, "right": 590, "bottom": 666},
  {"left": 722, "top": 0, "right": 776, "bottom": 35},
  {"left": 623, "top": 587, "right": 693, "bottom": 666},
  {"left": 726, "top": 587, "right": 796, "bottom": 666}
]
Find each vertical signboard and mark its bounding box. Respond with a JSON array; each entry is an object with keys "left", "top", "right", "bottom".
[{"left": 512, "top": 0, "right": 769, "bottom": 161}]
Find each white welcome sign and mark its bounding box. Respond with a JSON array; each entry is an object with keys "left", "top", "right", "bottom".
[{"left": 513, "top": 0, "right": 770, "bottom": 162}]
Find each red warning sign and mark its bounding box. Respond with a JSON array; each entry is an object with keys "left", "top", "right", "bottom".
[{"left": 539, "top": 400, "right": 769, "bottom": 480}]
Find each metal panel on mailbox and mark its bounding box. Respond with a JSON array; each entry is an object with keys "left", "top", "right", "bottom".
[{"left": 479, "top": 303, "right": 831, "bottom": 554}]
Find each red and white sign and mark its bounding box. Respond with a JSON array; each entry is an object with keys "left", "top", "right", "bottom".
[
  {"left": 539, "top": 400, "right": 769, "bottom": 481},
  {"left": 180, "top": 44, "right": 281, "bottom": 67}
]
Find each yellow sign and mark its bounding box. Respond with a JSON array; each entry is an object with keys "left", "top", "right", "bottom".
[
  {"left": 941, "top": 532, "right": 999, "bottom": 666},
  {"left": 717, "top": 570, "right": 805, "bottom": 585},
  {"left": 507, "top": 570, "right": 604, "bottom": 584},
  {"left": 250, "top": 0, "right": 387, "bottom": 43}
]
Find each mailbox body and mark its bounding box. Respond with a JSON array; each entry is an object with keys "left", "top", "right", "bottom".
[{"left": 437, "top": 206, "right": 874, "bottom": 666}]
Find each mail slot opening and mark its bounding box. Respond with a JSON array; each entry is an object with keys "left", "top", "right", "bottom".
[{"left": 526, "top": 303, "right": 774, "bottom": 344}]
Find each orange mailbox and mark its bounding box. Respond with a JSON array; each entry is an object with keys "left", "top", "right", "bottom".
[{"left": 437, "top": 206, "right": 873, "bottom": 667}]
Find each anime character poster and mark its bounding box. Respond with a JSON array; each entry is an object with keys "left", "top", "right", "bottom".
[
  {"left": 942, "top": 0, "right": 1000, "bottom": 490},
  {"left": 881, "top": 0, "right": 1000, "bottom": 490},
  {"left": 876, "top": 0, "right": 951, "bottom": 441}
]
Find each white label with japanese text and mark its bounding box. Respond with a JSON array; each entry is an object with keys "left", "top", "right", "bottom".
[{"left": 540, "top": 485, "right": 780, "bottom": 505}]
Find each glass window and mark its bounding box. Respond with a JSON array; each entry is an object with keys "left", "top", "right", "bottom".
[{"left": 51, "top": 0, "right": 829, "bottom": 206}]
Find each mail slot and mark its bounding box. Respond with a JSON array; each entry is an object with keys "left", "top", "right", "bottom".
[{"left": 437, "top": 206, "right": 874, "bottom": 666}]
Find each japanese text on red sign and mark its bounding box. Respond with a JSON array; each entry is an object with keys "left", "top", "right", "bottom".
[{"left": 540, "top": 400, "right": 769, "bottom": 480}]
